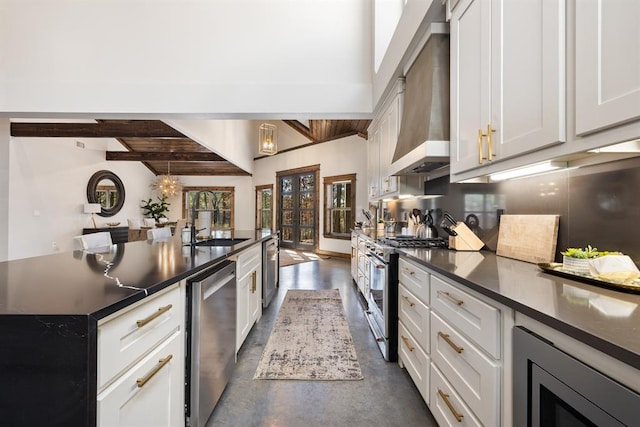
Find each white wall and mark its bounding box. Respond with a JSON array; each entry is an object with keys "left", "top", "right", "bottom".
[
  {"left": 166, "top": 120, "right": 254, "bottom": 173},
  {"left": 8, "top": 137, "right": 156, "bottom": 260},
  {"left": 253, "top": 134, "right": 368, "bottom": 254},
  {"left": 0, "top": 0, "right": 373, "bottom": 118}
]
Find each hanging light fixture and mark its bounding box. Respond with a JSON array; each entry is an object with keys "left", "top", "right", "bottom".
[
  {"left": 258, "top": 123, "right": 278, "bottom": 155},
  {"left": 152, "top": 161, "right": 182, "bottom": 197}
]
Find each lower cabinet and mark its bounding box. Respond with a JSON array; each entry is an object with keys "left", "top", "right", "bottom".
[
  {"left": 397, "top": 256, "right": 514, "bottom": 427},
  {"left": 96, "top": 283, "right": 186, "bottom": 427},
  {"left": 97, "top": 330, "right": 184, "bottom": 427},
  {"left": 234, "top": 244, "right": 263, "bottom": 352}
]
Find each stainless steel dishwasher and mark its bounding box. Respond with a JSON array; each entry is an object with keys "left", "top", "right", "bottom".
[
  {"left": 186, "top": 260, "right": 236, "bottom": 427},
  {"left": 262, "top": 236, "right": 279, "bottom": 308}
]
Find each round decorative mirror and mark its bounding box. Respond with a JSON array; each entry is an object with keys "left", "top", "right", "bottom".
[{"left": 87, "top": 170, "right": 125, "bottom": 217}]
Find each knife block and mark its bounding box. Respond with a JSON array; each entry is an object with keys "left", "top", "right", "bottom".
[{"left": 448, "top": 222, "right": 484, "bottom": 251}]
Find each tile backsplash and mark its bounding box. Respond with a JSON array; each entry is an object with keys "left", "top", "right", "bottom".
[{"left": 382, "top": 157, "right": 640, "bottom": 263}]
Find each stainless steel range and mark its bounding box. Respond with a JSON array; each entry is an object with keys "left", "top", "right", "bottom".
[
  {"left": 363, "top": 236, "right": 448, "bottom": 362},
  {"left": 379, "top": 236, "right": 449, "bottom": 249},
  {"left": 364, "top": 239, "right": 398, "bottom": 362}
]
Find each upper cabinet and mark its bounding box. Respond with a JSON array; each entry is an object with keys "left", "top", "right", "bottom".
[
  {"left": 368, "top": 80, "right": 404, "bottom": 199},
  {"left": 575, "top": 0, "right": 640, "bottom": 136},
  {"left": 450, "top": 0, "right": 565, "bottom": 178}
]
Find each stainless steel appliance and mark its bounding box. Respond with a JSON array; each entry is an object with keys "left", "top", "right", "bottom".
[
  {"left": 364, "top": 240, "right": 398, "bottom": 362},
  {"left": 379, "top": 236, "right": 448, "bottom": 249},
  {"left": 513, "top": 326, "right": 639, "bottom": 426},
  {"left": 186, "top": 260, "right": 237, "bottom": 427},
  {"left": 262, "top": 236, "right": 279, "bottom": 308}
]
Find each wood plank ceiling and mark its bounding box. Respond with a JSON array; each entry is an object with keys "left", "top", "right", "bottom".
[{"left": 10, "top": 119, "right": 371, "bottom": 176}]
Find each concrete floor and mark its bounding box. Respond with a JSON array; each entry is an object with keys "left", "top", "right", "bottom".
[{"left": 207, "top": 256, "right": 438, "bottom": 427}]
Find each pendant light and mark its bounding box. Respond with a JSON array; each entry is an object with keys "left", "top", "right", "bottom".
[
  {"left": 152, "top": 161, "right": 182, "bottom": 197},
  {"left": 259, "top": 123, "right": 278, "bottom": 155}
]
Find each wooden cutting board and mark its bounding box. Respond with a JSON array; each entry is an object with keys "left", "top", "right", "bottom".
[{"left": 496, "top": 215, "right": 560, "bottom": 263}]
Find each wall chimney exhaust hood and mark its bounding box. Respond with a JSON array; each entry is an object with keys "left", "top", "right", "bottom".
[{"left": 390, "top": 25, "right": 450, "bottom": 176}]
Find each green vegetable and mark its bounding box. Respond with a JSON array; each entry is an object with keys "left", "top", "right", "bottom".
[{"left": 561, "top": 245, "right": 620, "bottom": 259}]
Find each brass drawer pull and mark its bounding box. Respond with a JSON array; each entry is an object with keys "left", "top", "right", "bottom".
[
  {"left": 136, "top": 354, "right": 173, "bottom": 388},
  {"left": 438, "top": 388, "right": 464, "bottom": 422},
  {"left": 478, "top": 128, "right": 485, "bottom": 164},
  {"left": 402, "top": 295, "right": 415, "bottom": 307},
  {"left": 402, "top": 267, "right": 415, "bottom": 276},
  {"left": 136, "top": 304, "right": 173, "bottom": 327},
  {"left": 251, "top": 270, "right": 257, "bottom": 293},
  {"left": 439, "top": 332, "right": 464, "bottom": 354},
  {"left": 401, "top": 335, "right": 415, "bottom": 352},
  {"left": 437, "top": 290, "right": 464, "bottom": 306},
  {"left": 487, "top": 123, "right": 496, "bottom": 161}
]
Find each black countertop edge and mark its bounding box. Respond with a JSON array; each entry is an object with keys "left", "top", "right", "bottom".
[
  {"left": 89, "top": 233, "right": 277, "bottom": 320},
  {"left": 400, "top": 250, "right": 640, "bottom": 371}
]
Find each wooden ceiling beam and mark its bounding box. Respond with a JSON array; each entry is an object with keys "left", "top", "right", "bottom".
[
  {"left": 10, "top": 121, "right": 184, "bottom": 138},
  {"left": 106, "top": 151, "right": 225, "bottom": 161},
  {"left": 283, "top": 120, "right": 315, "bottom": 141}
]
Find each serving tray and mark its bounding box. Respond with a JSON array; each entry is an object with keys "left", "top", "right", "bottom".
[{"left": 538, "top": 263, "right": 640, "bottom": 294}]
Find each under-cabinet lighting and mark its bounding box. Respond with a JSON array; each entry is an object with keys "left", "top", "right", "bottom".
[{"left": 489, "top": 161, "right": 567, "bottom": 182}]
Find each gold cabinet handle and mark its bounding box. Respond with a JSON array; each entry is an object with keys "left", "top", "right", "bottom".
[
  {"left": 477, "top": 128, "right": 487, "bottom": 164},
  {"left": 438, "top": 389, "right": 464, "bottom": 422},
  {"left": 136, "top": 304, "right": 173, "bottom": 328},
  {"left": 251, "top": 270, "right": 257, "bottom": 293},
  {"left": 402, "top": 267, "right": 415, "bottom": 276},
  {"left": 136, "top": 354, "right": 173, "bottom": 388},
  {"left": 437, "top": 290, "right": 464, "bottom": 306},
  {"left": 401, "top": 335, "right": 415, "bottom": 352},
  {"left": 438, "top": 332, "right": 464, "bottom": 354},
  {"left": 402, "top": 295, "right": 415, "bottom": 307},
  {"left": 487, "top": 123, "right": 496, "bottom": 161}
]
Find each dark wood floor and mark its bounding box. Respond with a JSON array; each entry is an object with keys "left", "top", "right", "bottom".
[{"left": 207, "top": 257, "right": 437, "bottom": 426}]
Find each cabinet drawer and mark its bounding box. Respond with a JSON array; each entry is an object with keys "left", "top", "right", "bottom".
[
  {"left": 98, "top": 285, "right": 183, "bottom": 389},
  {"left": 430, "top": 275, "right": 500, "bottom": 358},
  {"left": 430, "top": 363, "right": 483, "bottom": 427},
  {"left": 97, "top": 330, "right": 184, "bottom": 427},
  {"left": 398, "top": 258, "right": 430, "bottom": 305},
  {"left": 398, "top": 284, "right": 430, "bottom": 353},
  {"left": 235, "top": 244, "right": 261, "bottom": 278},
  {"left": 398, "top": 321, "right": 429, "bottom": 403},
  {"left": 431, "top": 312, "right": 500, "bottom": 427}
]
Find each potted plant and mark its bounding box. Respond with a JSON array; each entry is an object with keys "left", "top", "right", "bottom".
[
  {"left": 561, "top": 245, "right": 618, "bottom": 274},
  {"left": 141, "top": 195, "right": 170, "bottom": 222}
]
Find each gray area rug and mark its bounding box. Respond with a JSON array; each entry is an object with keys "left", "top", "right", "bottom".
[{"left": 254, "top": 289, "right": 363, "bottom": 381}]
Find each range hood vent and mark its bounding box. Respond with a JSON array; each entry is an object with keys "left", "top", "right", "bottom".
[{"left": 391, "top": 28, "right": 450, "bottom": 175}]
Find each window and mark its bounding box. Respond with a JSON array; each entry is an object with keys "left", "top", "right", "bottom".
[
  {"left": 323, "top": 174, "right": 356, "bottom": 239},
  {"left": 182, "top": 187, "right": 235, "bottom": 230},
  {"left": 96, "top": 184, "right": 118, "bottom": 209},
  {"left": 256, "top": 185, "right": 273, "bottom": 230}
]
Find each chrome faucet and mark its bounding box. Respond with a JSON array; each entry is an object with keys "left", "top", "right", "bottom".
[{"left": 190, "top": 190, "right": 216, "bottom": 245}]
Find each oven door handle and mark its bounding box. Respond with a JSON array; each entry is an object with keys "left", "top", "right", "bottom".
[{"left": 367, "top": 253, "right": 387, "bottom": 268}]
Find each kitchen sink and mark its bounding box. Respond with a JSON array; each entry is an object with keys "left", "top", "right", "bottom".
[{"left": 194, "top": 238, "right": 249, "bottom": 247}]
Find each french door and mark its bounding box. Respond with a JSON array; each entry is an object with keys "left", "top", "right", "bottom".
[{"left": 277, "top": 166, "right": 319, "bottom": 251}]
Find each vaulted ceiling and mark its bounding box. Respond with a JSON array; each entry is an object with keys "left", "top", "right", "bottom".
[{"left": 10, "top": 119, "right": 371, "bottom": 176}]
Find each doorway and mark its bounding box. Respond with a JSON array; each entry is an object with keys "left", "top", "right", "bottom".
[{"left": 277, "top": 165, "right": 319, "bottom": 251}]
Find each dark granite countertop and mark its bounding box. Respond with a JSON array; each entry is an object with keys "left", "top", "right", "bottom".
[
  {"left": 0, "top": 229, "right": 276, "bottom": 320},
  {"left": 399, "top": 248, "right": 640, "bottom": 370}
]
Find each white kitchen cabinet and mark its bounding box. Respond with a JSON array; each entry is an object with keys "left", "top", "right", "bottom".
[
  {"left": 350, "top": 232, "right": 358, "bottom": 281},
  {"left": 97, "top": 283, "right": 186, "bottom": 427},
  {"left": 397, "top": 256, "right": 514, "bottom": 427},
  {"left": 575, "top": 0, "right": 640, "bottom": 136},
  {"left": 234, "top": 244, "right": 262, "bottom": 352},
  {"left": 97, "top": 330, "right": 184, "bottom": 427},
  {"left": 367, "top": 79, "right": 403, "bottom": 200},
  {"left": 450, "top": 0, "right": 565, "bottom": 178}
]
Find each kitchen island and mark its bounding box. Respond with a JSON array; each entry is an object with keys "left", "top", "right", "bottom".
[{"left": 0, "top": 229, "right": 275, "bottom": 426}]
